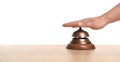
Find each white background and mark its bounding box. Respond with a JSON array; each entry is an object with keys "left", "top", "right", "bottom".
[{"left": 0, "top": 0, "right": 120, "bottom": 45}]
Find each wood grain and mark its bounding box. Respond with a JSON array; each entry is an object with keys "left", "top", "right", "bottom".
[{"left": 0, "top": 45, "right": 120, "bottom": 62}]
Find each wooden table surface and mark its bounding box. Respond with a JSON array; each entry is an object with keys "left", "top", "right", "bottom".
[{"left": 0, "top": 45, "right": 120, "bottom": 62}]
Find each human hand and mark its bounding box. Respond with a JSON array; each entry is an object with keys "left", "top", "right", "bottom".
[{"left": 63, "top": 16, "right": 109, "bottom": 30}]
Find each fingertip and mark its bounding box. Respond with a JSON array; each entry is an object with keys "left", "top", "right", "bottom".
[
  {"left": 63, "top": 23, "right": 68, "bottom": 27},
  {"left": 62, "top": 24, "right": 65, "bottom": 27}
]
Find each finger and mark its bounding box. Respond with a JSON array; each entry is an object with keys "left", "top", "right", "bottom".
[
  {"left": 78, "top": 19, "right": 92, "bottom": 27},
  {"left": 63, "top": 21, "right": 80, "bottom": 27},
  {"left": 63, "top": 18, "right": 92, "bottom": 27}
]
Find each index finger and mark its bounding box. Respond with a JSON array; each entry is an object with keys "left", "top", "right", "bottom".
[{"left": 63, "top": 21, "right": 81, "bottom": 27}]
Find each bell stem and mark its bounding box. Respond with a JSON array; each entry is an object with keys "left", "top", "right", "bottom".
[{"left": 79, "top": 27, "right": 82, "bottom": 31}]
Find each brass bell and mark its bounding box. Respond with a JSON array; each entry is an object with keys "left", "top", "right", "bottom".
[
  {"left": 72, "top": 27, "right": 89, "bottom": 38},
  {"left": 66, "top": 27, "right": 95, "bottom": 50}
]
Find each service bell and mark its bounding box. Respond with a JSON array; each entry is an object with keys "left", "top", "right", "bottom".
[{"left": 66, "top": 27, "right": 95, "bottom": 50}]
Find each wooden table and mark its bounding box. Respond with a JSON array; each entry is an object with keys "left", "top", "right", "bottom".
[{"left": 0, "top": 45, "right": 120, "bottom": 62}]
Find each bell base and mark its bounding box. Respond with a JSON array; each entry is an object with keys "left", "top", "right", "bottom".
[{"left": 66, "top": 44, "right": 95, "bottom": 50}]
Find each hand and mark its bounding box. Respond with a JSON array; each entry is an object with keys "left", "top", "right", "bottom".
[{"left": 63, "top": 16, "right": 109, "bottom": 30}]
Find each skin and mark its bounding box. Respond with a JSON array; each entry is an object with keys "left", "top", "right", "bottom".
[{"left": 63, "top": 3, "right": 120, "bottom": 30}]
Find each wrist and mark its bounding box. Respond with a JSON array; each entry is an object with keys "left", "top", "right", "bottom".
[{"left": 100, "top": 14, "right": 117, "bottom": 24}]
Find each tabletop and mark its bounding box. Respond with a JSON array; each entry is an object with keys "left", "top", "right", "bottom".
[{"left": 0, "top": 45, "right": 120, "bottom": 62}]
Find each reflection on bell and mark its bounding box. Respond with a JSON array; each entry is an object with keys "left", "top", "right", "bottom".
[{"left": 66, "top": 27, "right": 95, "bottom": 50}]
